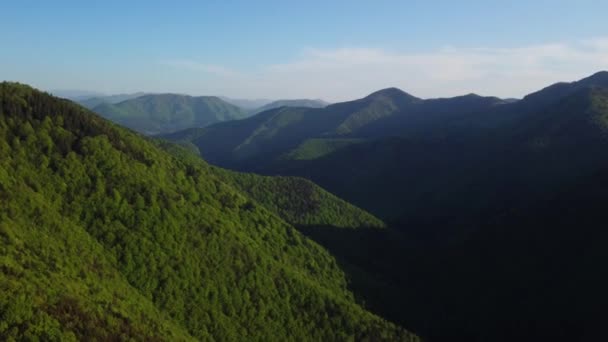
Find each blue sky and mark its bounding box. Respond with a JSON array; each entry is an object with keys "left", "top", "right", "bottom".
[{"left": 1, "top": 0, "right": 607, "bottom": 101}]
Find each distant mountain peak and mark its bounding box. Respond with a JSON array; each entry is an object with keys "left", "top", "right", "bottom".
[
  {"left": 365, "top": 87, "right": 407, "bottom": 97},
  {"left": 365, "top": 87, "right": 417, "bottom": 100}
]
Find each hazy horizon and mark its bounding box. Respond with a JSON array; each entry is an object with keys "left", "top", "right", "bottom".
[{"left": 2, "top": 1, "right": 608, "bottom": 101}]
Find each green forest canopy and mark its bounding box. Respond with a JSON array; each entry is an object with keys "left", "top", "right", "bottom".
[{"left": 0, "top": 82, "right": 418, "bottom": 341}]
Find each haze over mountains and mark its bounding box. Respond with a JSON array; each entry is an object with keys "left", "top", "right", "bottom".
[
  {"left": 68, "top": 93, "right": 330, "bottom": 135},
  {"left": 4, "top": 72, "right": 608, "bottom": 341}
]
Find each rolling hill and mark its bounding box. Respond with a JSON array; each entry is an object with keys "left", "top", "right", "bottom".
[
  {"left": 92, "top": 94, "right": 247, "bottom": 135},
  {"left": 161, "top": 87, "right": 424, "bottom": 168},
  {"left": 75, "top": 93, "right": 149, "bottom": 109},
  {"left": 249, "top": 99, "right": 329, "bottom": 115},
  {"left": 0, "top": 82, "right": 418, "bottom": 341}
]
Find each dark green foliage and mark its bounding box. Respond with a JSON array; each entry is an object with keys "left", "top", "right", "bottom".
[
  {"left": 153, "top": 141, "right": 384, "bottom": 230},
  {"left": 93, "top": 93, "right": 247, "bottom": 135},
  {"left": 0, "top": 82, "right": 417, "bottom": 341},
  {"left": 303, "top": 166, "right": 608, "bottom": 341},
  {"left": 212, "top": 168, "right": 385, "bottom": 229}
]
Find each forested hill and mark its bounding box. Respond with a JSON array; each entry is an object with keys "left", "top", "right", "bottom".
[
  {"left": 155, "top": 141, "right": 386, "bottom": 229},
  {"left": 92, "top": 93, "right": 247, "bottom": 135},
  {"left": 0, "top": 82, "right": 417, "bottom": 341},
  {"left": 212, "top": 168, "right": 385, "bottom": 229}
]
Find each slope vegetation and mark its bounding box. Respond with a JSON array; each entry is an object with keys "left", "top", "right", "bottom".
[{"left": 0, "top": 82, "right": 417, "bottom": 341}]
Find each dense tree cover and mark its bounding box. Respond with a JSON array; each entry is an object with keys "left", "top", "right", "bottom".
[
  {"left": 0, "top": 83, "right": 418, "bottom": 341},
  {"left": 211, "top": 169, "right": 385, "bottom": 229},
  {"left": 92, "top": 93, "right": 247, "bottom": 135},
  {"left": 153, "top": 141, "right": 384, "bottom": 230}
]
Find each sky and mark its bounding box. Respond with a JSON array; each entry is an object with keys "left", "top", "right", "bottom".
[{"left": 1, "top": 0, "right": 607, "bottom": 101}]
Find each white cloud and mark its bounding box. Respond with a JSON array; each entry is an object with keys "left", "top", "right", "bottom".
[{"left": 161, "top": 38, "right": 608, "bottom": 101}]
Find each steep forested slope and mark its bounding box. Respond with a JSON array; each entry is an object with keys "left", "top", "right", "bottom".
[
  {"left": 213, "top": 169, "right": 385, "bottom": 229},
  {"left": 154, "top": 141, "right": 385, "bottom": 230},
  {"left": 0, "top": 83, "right": 417, "bottom": 341}
]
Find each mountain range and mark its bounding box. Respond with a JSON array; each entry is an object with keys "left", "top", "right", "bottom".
[
  {"left": 159, "top": 71, "right": 608, "bottom": 340},
  {"left": 163, "top": 72, "right": 608, "bottom": 220},
  {"left": 5, "top": 71, "right": 608, "bottom": 341},
  {"left": 71, "top": 93, "right": 330, "bottom": 135},
  {"left": 91, "top": 94, "right": 248, "bottom": 135}
]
